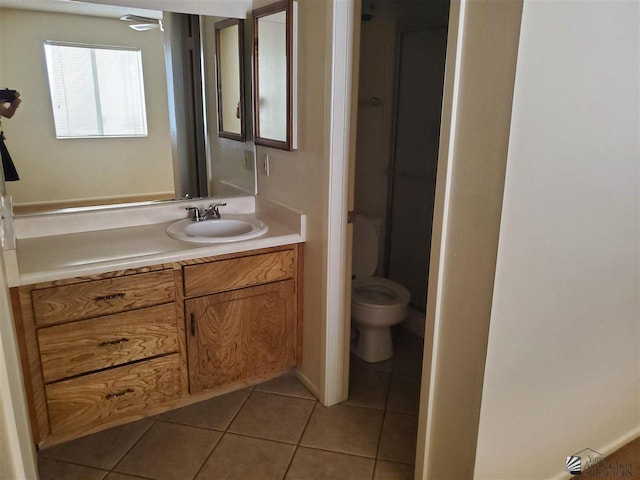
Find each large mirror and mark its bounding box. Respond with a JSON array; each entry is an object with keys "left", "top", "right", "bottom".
[
  {"left": 0, "top": 0, "right": 257, "bottom": 215},
  {"left": 215, "top": 18, "right": 245, "bottom": 141},
  {"left": 252, "top": 0, "right": 297, "bottom": 151}
]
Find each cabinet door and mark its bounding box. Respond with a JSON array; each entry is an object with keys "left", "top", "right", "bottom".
[{"left": 186, "top": 280, "right": 296, "bottom": 393}]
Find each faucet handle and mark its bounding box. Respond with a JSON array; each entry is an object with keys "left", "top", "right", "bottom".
[
  {"left": 209, "top": 203, "right": 227, "bottom": 219},
  {"left": 185, "top": 206, "right": 202, "bottom": 221}
]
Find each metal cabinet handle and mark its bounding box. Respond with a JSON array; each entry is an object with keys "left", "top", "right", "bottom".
[
  {"left": 105, "top": 388, "right": 134, "bottom": 400},
  {"left": 94, "top": 292, "right": 126, "bottom": 302},
  {"left": 190, "top": 313, "right": 196, "bottom": 336},
  {"left": 98, "top": 337, "right": 129, "bottom": 347}
]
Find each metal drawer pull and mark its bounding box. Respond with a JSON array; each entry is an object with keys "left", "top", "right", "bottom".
[
  {"left": 94, "top": 292, "right": 126, "bottom": 302},
  {"left": 98, "top": 337, "right": 129, "bottom": 347},
  {"left": 105, "top": 388, "right": 134, "bottom": 400}
]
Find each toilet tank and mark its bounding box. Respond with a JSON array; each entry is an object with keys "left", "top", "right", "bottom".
[{"left": 352, "top": 214, "right": 383, "bottom": 278}]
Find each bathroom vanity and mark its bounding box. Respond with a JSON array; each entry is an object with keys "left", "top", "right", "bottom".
[
  {"left": 0, "top": 0, "right": 306, "bottom": 454},
  {"left": 3, "top": 196, "right": 306, "bottom": 449}
]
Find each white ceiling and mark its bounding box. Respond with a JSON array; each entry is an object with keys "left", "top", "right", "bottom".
[{"left": 0, "top": 0, "right": 162, "bottom": 20}]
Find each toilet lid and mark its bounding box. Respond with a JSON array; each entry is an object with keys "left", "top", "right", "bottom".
[{"left": 352, "top": 214, "right": 378, "bottom": 278}]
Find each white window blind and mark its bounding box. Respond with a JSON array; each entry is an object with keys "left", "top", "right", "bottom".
[{"left": 44, "top": 42, "right": 148, "bottom": 138}]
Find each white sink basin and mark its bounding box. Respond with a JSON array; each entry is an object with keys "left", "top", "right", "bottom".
[{"left": 167, "top": 215, "right": 268, "bottom": 244}]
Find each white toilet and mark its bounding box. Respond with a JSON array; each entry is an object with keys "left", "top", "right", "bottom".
[{"left": 351, "top": 214, "right": 411, "bottom": 363}]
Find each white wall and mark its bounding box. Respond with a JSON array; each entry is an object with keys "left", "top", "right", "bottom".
[
  {"left": 0, "top": 9, "right": 174, "bottom": 206},
  {"left": 475, "top": 2, "right": 640, "bottom": 479},
  {"left": 253, "top": 0, "right": 329, "bottom": 398},
  {"left": 202, "top": 15, "right": 256, "bottom": 195},
  {"left": 418, "top": 1, "right": 523, "bottom": 477}
]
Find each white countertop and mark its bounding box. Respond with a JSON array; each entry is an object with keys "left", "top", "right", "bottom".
[{"left": 4, "top": 196, "right": 306, "bottom": 287}]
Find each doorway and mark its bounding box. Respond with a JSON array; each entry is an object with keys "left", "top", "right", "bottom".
[{"left": 347, "top": 0, "right": 450, "bottom": 471}]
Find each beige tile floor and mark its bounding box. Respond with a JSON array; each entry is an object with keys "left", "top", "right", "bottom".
[{"left": 38, "top": 330, "right": 423, "bottom": 480}]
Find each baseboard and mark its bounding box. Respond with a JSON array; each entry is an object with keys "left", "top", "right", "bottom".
[{"left": 550, "top": 427, "right": 640, "bottom": 480}]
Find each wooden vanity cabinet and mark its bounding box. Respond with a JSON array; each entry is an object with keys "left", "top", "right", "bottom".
[
  {"left": 181, "top": 246, "right": 301, "bottom": 394},
  {"left": 31, "top": 270, "right": 176, "bottom": 327},
  {"left": 12, "top": 244, "right": 303, "bottom": 448},
  {"left": 12, "top": 266, "right": 186, "bottom": 446},
  {"left": 186, "top": 280, "right": 296, "bottom": 393}
]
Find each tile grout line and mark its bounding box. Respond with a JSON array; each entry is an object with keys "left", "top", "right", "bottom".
[
  {"left": 152, "top": 418, "right": 226, "bottom": 432},
  {"left": 251, "top": 389, "right": 316, "bottom": 402},
  {"left": 371, "top": 361, "right": 396, "bottom": 479},
  {"left": 253, "top": 387, "right": 317, "bottom": 401},
  {"left": 152, "top": 387, "right": 256, "bottom": 432},
  {"left": 207, "top": 430, "right": 298, "bottom": 448},
  {"left": 105, "top": 417, "right": 157, "bottom": 477},
  {"left": 280, "top": 399, "right": 319, "bottom": 480},
  {"left": 39, "top": 417, "right": 157, "bottom": 477},
  {"left": 224, "top": 387, "right": 255, "bottom": 433},
  {"left": 283, "top": 443, "right": 384, "bottom": 462},
  {"left": 187, "top": 430, "right": 223, "bottom": 480},
  {"left": 37, "top": 456, "right": 111, "bottom": 477},
  {"left": 107, "top": 470, "right": 157, "bottom": 480},
  {"left": 189, "top": 388, "right": 255, "bottom": 480},
  {"left": 42, "top": 362, "right": 427, "bottom": 479}
]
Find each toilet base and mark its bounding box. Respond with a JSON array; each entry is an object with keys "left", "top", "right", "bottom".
[{"left": 353, "top": 326, "right": 394, "bottom": 363}]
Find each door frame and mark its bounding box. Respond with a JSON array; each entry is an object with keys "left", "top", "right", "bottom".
[
  {"left": 326, "top": 0, "right": 523, "bottom": 476},
  {"left": 323, "top": 0, "right": 464, "bottom": 472},
  {"left": 414, "top": 2, "right": 464, "bottom": 477},
  {"left": 322, "top": 0, "right": 360, "bottom": 406}
]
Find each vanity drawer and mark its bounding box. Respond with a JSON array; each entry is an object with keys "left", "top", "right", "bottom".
[
  {"left": 183, "top": 249, "right": 295, "bottom": 297},
  {"left": 46, "top": 354, "right": 182, "bottom": 435},
  {"left": 38, "top": 303, "right": 179, "bottom": 383},
  {"left": 32, "top": 270, "right": 175, "bottom": 327}
]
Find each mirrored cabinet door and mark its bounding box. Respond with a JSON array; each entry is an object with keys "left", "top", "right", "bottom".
[
  {"left": 215, "top": 18, "right": 245, "bottom": 141},
  {"left": 252, "top": 0, "right": 295, "bottom": 151}
]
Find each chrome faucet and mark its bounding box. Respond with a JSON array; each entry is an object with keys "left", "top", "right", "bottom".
[
  {"left": 206, "top": 202, "right": 227, "bottom": 219},
  {"left": 185, "top": 203, "right": 227, "bottom": 222},
  {"left": 185, "top": 206, "right": 204, "bottom": 222}
]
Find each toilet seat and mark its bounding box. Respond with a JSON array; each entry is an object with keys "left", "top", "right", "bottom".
[
  {"left": 352, "top": 276, "right": 411, "bottom": 309},
  {"left": 350, "top": 214, "right": 411, "bottom": 362}
]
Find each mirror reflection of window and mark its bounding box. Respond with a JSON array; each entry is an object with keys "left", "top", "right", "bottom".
[
  {"left": 215, "top": 19, "right": 244, "bottom": 140},
  {"left": 44, "top": 42, "right": 148, "bottom": 138},
  {"left": 0, "top": 7, "right": 260, "bottom": 214},
  {"left": 0, "top": 8, "right": 175, "bottom": 214},
  {"left": 256, "top": 11, "right": 287, "bottom": 142}
]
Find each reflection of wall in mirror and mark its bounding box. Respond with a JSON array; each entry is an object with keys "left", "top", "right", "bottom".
[
  {"left": 219, "top": 25, "right": 241, "bottom": 135},
  {"left": 0, "top": 9, "right": 174, "bottom": 208},
  {"left": 257, "top": 12, "right": 287, "bottom": 142},
  {"left": 202, "top": 16, "right": 255, "bottom": 195}
]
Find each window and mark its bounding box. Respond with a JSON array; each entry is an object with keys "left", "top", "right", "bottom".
[{"left": 44, "top": 42, "right": 148, "bottom": 138}]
